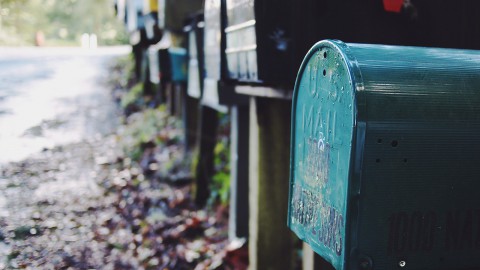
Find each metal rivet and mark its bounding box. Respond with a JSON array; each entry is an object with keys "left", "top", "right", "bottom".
[{"left": 399, "top": 261, "right": 406, "bottom": 267}]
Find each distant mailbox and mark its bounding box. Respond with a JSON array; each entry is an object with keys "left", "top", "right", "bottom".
[
  {"left": 225, "top": 0, "right": 292, "bottom": 85},
  {"left": 126, "top": 0, "right": 145, "bottom": 32},
  {"left": 288, "top": 39, "right": 480, "bottom": 270},
  {"left": 169, "top": 47, "right": 188, "bottom": 83}
]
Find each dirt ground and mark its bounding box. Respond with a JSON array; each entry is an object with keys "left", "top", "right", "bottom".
[
  {"left": 0, "top": 132, "right": 242, "bottom": 269},
  {"left": 0, "top": 54, "right": 246, "bottom": 269}
]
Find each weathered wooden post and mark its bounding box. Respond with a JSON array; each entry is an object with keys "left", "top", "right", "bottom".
[
  {"left": 169, "top": 47, "right": 187, "bottom": 119},
  {"left": 246, "top": 94, "right": 297, "bottom": 270},
  {"left": 229, "top": 104, "right": 249, "bottom": 239},
  {"left": 182, "top": 7, "right": 216, "bottom": 206},
  {"left": 195, "top": 105, "right": 219, "bottom": 206},
  {"left": 194, "top": 0, "right": 228, "bottom": 207},
  {"left": 183, "top": 12, "right": 204, "bottom": 150},
  {"left": 196, "top": 0, "right": 250, "bottom": 213}
]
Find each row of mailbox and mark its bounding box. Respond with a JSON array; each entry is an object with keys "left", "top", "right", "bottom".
[
  {"left": 116, "top": 0, "right": 480, "bottom": 109},
  {"left": 115, "top": 1, "right": 480, "bottom": 269},
  {"left": 143, "top": 38, "right": 480, "bottom": 269}
]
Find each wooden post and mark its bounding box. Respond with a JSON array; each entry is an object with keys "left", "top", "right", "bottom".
[
  {"left": 249, "top": 97, "right": 297, "bottom": 270},
  {"left": 174, "top": 83, "right": 184, "bottom": 118},
  {"left": 194, "top": 105, "right": 219, "bottom": 207},
  {"left": 142, "top": 53, "right": 154, "bottom": 99},
  {"left": 303, "top": 243, "right": 336, "bottom": 270},
  {"left": 154, "top": 81, "right": 165, "bottom": 106},
  {"left": 132, "top": 43, "right": 143, "bottom": 81},
  {"left": 229, "top": 105, "right": 249, "bottom": 239},
  {"left": 166, "top": 83, "right": 175, "bottom": 116},
  {"left": 183, "top": 94, "right": 199, "bottom": 151}
]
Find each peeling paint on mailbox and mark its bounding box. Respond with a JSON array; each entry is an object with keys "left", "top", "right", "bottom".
[{"left": 289, "top": 40, "right": 356, "bottom": 270}]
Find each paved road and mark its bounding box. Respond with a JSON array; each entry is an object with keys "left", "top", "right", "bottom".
[
  {"left": 0, "top": 46, "right": 130, "bottom": 267},
  {"left": 0, "top": 46, "right": 130, "bottom": 164}
]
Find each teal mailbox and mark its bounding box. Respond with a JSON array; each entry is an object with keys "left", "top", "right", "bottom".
[{"left": 288, "top": 40, "right": 480, "bottom": 270}]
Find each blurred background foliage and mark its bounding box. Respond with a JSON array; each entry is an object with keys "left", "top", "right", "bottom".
[{"left": 0, "top": 0, "right": 127, "bottom": 46}]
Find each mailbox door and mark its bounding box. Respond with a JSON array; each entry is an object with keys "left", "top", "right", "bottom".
[{"left": 289, "top": 41, "right": 358, "bottom": 270}]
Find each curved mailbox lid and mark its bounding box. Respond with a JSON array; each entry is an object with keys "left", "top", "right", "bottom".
[
  {"left": 289, "top": 40, "right": 480, "bottom": 270},
  {"left": 289, "top": 40, "right": 359, "bottom": 270}
]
